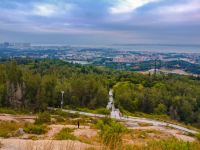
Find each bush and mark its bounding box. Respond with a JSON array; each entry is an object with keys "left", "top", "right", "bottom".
[
  {"left": 35, "top": 112, "right": 51, "bottom": 124},
  {"left": 96, "top": 118, "right": 127, "bottom": 150},
  {"left": 195, "top": 133, "right": 200, "bottom": 141},
  {"left": 54, "top": 128, "right": 76, "bottom": 140},
  {"left": 0, "top": 121, "right": 24, "bottom": 138},
  {"left": 24, "top": 124, "right": 48, "bottom": 135}
]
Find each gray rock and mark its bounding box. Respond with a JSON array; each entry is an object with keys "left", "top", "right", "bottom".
[{"left": 15, "top": 128, "right": 25, "bottom": 136}]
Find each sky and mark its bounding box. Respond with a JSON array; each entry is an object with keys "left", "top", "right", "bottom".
[{"left": 0, "top": 0, "right": 199, "bottom": 45}]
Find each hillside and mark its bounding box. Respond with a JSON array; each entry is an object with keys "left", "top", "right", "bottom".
[{"left": 1, "top": 59, "right": 200, "bottom": 149}]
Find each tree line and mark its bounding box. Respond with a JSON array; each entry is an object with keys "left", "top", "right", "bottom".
[
  {"left": 0, "top": 59, "right": 109, "bottom": 111},
  {"left": 1, "top": 58, "right": 200, "bottom": 127}
]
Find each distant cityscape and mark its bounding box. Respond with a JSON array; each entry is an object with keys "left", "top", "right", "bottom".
[{"left": 0, "top": 42, "right": 200, "bottom": 76}]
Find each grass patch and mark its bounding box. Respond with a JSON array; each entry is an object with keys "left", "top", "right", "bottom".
[
  {"left": 77, "top": 107, "right": 110, "bottom": 115},
  {"left": 0, "top": 121, "right": 24, "bottom": 138},
  {"left": 54, "top": 128, "right": 76, "bottom": 140},
  {"left": 35, "top": 112, "right": 51, "bottom": 125},
  {"left": 0, "top": 107, "right": 29, "bottom": 115},
  {"left": 96, "top": 118, "right": 127, "bottom": 150},
  {"left": 195, "top": 133, "right": 200, "bottom": 141},
  {"left": 24, "top": 124, "right": 48, "bottom": 135},
  {"left": 148, "top": 138, "right": 200, "bottom": 150},
  {"left": 125, "top": 138, "right": 200, "bottom": 150},
  {"left": 50, "top": 109, "right": 80, "bottom": 118}
]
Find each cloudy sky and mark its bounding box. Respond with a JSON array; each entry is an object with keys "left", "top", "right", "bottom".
[{"left": 0, "top": 0, "right": 199, "bottom": 45}]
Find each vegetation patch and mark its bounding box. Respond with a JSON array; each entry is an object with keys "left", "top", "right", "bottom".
[
  {"left": 0, "top": 121, "right": 24, "bottom": 138},
  {"left": 0, "top": 108, "right": 18, "bottom": 114},
  {"left": 77, "top": 107, "right": 110, "bottom": 115},
  {"left": 125, "top": 138, "right": 200, "bottom": 150},
  {"left": 50, "top": 109, "right": 80, "bottom": 118},
  {"left": 0, "top": 107, "right": 28, "bottom": 115},
  {"left": 54, "top": 128, "right": 76, "bottom": 140},
  {"left": 96, "top": 118, "right": 127, "bottom": 150},
  {"left": 195, "top": 133, "right": 200, "bottom": 141},
  {"left": 24, "top": 124, "right": 48, "bottom": 135},
  {"left": 35, "top": 112, "right": 51, "bottom": 124}
]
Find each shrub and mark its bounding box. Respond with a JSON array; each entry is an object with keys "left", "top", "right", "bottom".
[
  {"left": 96, "top": 118, "right": 127, "bottom": 150},
  {"left": 195, "top": 133, "right": 200, "bottom": 141},
  {"left": 35, "top": 112, "right": 51, "bottom": 124},
  {"left": 54, "top": 128, "right": 76, "bottom": 140},
  {"left": 0, "top": 121, "right": 24, "bottom": 138},
  {"left": 24, "top": 124, "right": 48, "bottom": 135}
]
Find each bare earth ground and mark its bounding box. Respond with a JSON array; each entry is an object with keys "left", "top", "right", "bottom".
[
  {"left": 0, "top": 139, "right": 94, "bottom": 150},
  {"left": 0, "top": 114, "right": 197, "bottom": 150},
  {"left": 0, "top": 114, "right": 35, "bottom": 123},
  {"left": 45, "top": 124, "right": 92, "bottom": 140}
]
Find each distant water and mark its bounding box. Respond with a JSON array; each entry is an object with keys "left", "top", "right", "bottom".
[{"left": 110, "top": 44, "right": 200, "bottom": 53}]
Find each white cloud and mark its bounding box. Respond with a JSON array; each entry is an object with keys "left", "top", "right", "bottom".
[
  {"left": 110, "top": 0, "right": 160, "bottom": 14},
  {"left": 32, "top": 3, "right": 74, "bottom": 17},
  {"left": 33, "top": 4, "right": 57, "bottom": 17},
  {"left": 156, "top": 0, "right": 200, "bottom": 14}
]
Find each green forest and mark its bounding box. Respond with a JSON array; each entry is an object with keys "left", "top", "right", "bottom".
[{"left": 1, "top": 59, "right": 200, "bottom": 127}]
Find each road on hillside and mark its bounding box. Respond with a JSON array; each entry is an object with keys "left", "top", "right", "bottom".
[{"left": 49, "top": 89, "right": 198, "bottom": 135}]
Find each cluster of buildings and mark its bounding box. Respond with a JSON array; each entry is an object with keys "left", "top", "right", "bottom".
[
  {"left": 0, "top": 42, "right": 31, "bottom": 49},
  {"left": 0, "top": 42, "right": 200, "bottom": 67}
]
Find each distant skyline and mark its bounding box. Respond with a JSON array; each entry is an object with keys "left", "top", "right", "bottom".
[{"left": 0, "top": 0, "right": 200, "bottom": 45}]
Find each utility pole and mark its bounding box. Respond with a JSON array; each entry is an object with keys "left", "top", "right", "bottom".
[
  {"left": 154, "top": 59, "right": 157, "bottom": 75},
  {"left": 61, "top": 91, "right": 64, "bottom": 109}
]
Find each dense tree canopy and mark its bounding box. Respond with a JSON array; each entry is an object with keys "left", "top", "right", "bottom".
[
  {"left": 113, "top": 78, "right": 200, "bottom": 127},
  {"left": 1, "top": 58, "right": 200, "bottom": 127},
  {"left": 0, "top": 59, "right": 109, "bottom": 111}
]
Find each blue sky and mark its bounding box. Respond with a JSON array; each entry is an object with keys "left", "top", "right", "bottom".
[{"left": 0, "top": 0, "right": 199, "bottom": 45}]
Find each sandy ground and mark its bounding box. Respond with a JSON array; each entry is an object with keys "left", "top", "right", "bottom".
[
  {"left": 0, "top": 114, "right": 35, "bottom": 123},
  {"left": 74, "top": 128, "right": 97, "bottom": 138},
  {"left": 0, "top": 139, "right": 94, "bottom": 150},
  {"left": 45, "top": 124, "right": 92, "bottom": 140},
  {"left": 0, "top": 113, "right": 197, "bottom": 150},
  {"left": 0, "top": 124, "right": 99, "bottom": 150}
]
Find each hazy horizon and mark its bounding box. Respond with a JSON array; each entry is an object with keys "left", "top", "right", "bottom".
[{"left": 0, "top": 0, "right": 200, "bottom": 46}]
